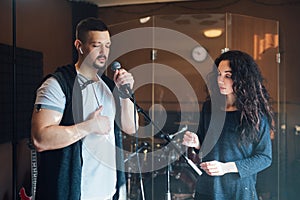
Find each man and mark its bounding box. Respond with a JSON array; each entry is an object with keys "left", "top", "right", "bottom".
[{"left": 31, "top": 17, "right": 138, "bottom": 200}]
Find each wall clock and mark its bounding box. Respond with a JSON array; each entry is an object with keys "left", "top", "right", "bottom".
[{"left": 191, "top": 46, "right": 207, "bottom": 62}]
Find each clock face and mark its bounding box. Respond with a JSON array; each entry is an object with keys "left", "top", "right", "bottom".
[{"left": 192, "top": 46, "right": 207, "bottom": 62}]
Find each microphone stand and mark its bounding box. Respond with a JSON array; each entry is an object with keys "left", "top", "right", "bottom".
[
  {"left": 123, "top": 91, "right": 202, "bottom": 199},
  {"left": 132, "top": 93, "right": 146, "bottom": 200},
  {"left": 165, "top": 151, "right": 172, "bottom": 200}
]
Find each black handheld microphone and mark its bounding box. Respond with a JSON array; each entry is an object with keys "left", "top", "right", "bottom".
[{"left": 110, "top": 61, "right": 133, "bottom": 97}]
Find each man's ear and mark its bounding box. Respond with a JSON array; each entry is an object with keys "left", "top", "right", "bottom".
[{"left": 74, "top": 39, "right": 83, "bottom": 54}]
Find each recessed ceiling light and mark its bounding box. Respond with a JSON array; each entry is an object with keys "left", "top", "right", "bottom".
[
  {"left": 203, "top": 29, "right": 223, "bottom": 38},
  {"left": 139, "top": 16, "right": 151, "bottom": 24}
]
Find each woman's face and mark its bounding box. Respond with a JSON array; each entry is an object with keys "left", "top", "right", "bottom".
[{"left": 217, "top": 60, "right": 234, "bottom": 95}]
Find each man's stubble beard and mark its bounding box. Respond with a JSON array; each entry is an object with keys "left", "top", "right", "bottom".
[{"left": 93, "top": 62, "right": 106, "bottom": 76}]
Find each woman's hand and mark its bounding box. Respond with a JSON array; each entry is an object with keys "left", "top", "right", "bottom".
[
  {"left": 182, "top": 131, "right": 200, "bottom": 149},
  {"left": 200, "top": 160, "right": 238, "bottom": 176}
]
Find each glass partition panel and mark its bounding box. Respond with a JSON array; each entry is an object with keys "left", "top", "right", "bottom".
[
  {"left": 108, "top": 14, "right": 227, "bottom": 199},
  {"left": 227, "top": 13, "right": 281, "bottom": 200}
]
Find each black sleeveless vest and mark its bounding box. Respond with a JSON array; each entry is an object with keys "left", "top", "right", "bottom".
[{"left": 35, "top": 65, "right": 125, "bottom": 200}]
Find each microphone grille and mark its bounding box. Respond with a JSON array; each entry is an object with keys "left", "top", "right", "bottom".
[{"left": 111, "top": 61, "right": 121, "bottom": 71}]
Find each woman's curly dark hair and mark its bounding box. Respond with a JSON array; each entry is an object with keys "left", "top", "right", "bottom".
[{"left": 213, "top": 50, "right": 274, "bottom": 144}]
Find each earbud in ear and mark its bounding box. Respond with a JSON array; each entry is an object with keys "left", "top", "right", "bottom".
[{"left": 79, "top": 48, "right": 83, "bottom": 54}]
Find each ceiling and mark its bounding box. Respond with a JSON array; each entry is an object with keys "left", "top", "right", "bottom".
[{"left": 69, "top": 0, "right": 193, "bottom": 7}]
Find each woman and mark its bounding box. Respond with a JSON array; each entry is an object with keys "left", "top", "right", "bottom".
[{"left": 183, "top": 50, "right": 274, "bottom": 200}]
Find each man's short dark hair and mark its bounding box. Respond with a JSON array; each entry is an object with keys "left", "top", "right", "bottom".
[{"left": 76, "top": 17, "right": 108, "bottom": 43}]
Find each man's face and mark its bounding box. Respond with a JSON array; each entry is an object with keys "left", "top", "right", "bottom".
[{"left": 81, "top": 30, "right": 111, "bottom": 70}]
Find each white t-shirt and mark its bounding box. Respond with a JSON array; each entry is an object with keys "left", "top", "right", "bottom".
[{"left": 35, "top": 73, "right": 117, "bottom": 200}]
